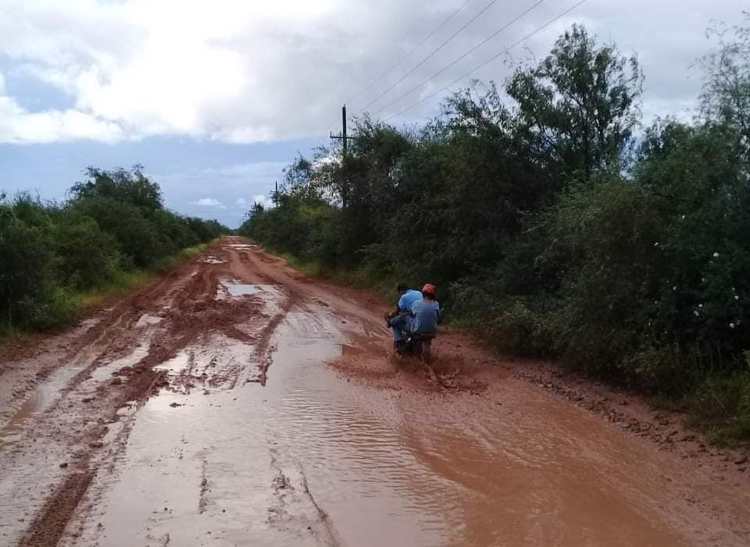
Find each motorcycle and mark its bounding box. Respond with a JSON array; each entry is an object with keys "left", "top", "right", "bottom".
[
  {"left": 396, "top": 332, "right": 435, "bottom": 362},
  {"left": 385, "top": 311, "right": 437, "bottom": 363}
]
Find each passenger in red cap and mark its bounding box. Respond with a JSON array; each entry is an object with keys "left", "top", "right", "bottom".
[{"left": 409, "top": 284, "right": 441, "bottom": 335}]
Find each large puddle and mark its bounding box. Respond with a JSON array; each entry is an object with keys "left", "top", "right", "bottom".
[
  {"left": 201, "top": 256, "right": 226, "bottom": 265},
  {"left": 0, "top": 343, "right": 111, "bottom": 444},
  {"left": 226, "top": 244, "right": 258, "bottom": 250},
  {"left": 72, "top": 307, "right": 694, "bottom": 546},
  {"left": 216, "top": 279, "right": 284, "bottom": 302}
]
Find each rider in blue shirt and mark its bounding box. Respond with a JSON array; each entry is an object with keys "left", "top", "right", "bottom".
[
  {"left": 386, "top": 284, "right": 422, "bottom": 347},
  {"left": 386, "top": 283, "right": 441, "bottom": 351},
  {"left": 398, "top": 287, "right": 422, "bottom": 313}
]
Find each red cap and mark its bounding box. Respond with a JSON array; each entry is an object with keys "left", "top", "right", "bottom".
[{"left": 421, "top": 283, "right": 437, "bottom": 297}]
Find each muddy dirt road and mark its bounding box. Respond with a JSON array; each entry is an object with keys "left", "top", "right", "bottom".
[{"left": 1, "top": 237, "right": 749, "bottom": 546}]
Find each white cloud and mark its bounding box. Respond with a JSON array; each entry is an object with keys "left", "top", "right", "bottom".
[
  {"left": 2, "top": 64, "right": 122, "bottom": 143},
  {"left": 0, "top": 89, "right": 124, "bottom": 143},
  {"left": 0, "top": 0, "right": 746, "bottom": 143},
  {"left": 191, "top": 197, "right": 226, "bottom": 208}
]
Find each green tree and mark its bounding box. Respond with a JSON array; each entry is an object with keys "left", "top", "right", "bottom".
[
  {"left": 71, "top": 165, "right": 163, "bottom": 211},
  {"left": 52, "top": 214, "right": 120, "bottom": 289},
  {"left": 701, "top": 14, "right": 750, "bottom": 148},
  {"left": 507, "top": 24, "right": 643, "bottom": 182}
]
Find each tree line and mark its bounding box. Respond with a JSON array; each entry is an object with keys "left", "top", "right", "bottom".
[
  {"left": 240, "top": 21, "right": 750, "bottom": 442},
  {"left": 1, "top": 166, "right": 228, "bottom": 330}
]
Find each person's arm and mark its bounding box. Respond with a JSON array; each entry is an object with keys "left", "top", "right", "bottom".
[
  {"left": 388, "top": 294, "right": 407, "bottom": 320},
  {"left": 436, "top": 302, "right": 443, "bottom": 325}
]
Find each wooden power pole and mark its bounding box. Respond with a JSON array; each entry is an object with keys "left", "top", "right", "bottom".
[
  {"left": 329, "top": 105, "right": 349, "bottom": 158},
  {"left": 329, "top": 105, "right": 360, "bottom": 208}
]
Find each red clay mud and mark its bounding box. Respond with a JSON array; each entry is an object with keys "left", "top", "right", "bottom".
[
  {"left": 1, "top": 237, "right": 749, "bottom": 546},
  {"left": 19, "top": 472, "right": 94, "bottom": 547}
]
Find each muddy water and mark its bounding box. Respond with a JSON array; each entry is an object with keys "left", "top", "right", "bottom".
[{"left": 61, "top": 277, "right": 697, "bottom": 547}]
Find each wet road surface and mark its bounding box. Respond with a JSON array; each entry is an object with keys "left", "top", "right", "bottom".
[{"left": 1, "top": 237, "right": 749, "bottom": 546}]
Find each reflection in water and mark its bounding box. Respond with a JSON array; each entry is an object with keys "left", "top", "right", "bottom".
[
  {"left": 89, "top": 343, "right": 151, "bottom": 383},
  {"left": 80, "top": 309, "right": 688, "bottom": 547},
  {"left": 216, "top": 279, "right": 285, "bottom": 301}
]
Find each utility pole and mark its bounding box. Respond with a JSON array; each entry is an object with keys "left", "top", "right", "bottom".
[
  {"left": 329, "top": 105, "right": 349, "bottom": 158},
  {"left": 329, "top": 105, "right": 360, "bottom": 208}
]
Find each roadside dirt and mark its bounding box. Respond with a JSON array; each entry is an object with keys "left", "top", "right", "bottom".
[{"left": 1, "top": 236, "right": 749, "bottom": 546}]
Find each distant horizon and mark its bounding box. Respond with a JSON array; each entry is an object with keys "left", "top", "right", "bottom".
[{"left": 0, "top": 136, "right": 326, "bottom": 228}]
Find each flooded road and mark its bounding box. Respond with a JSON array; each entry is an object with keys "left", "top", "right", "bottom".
[{"left": 1, "top": 237, "right": 749, "bottom": 546}]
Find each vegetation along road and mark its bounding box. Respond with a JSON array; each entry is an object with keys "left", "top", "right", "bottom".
[{"left": 0, "top": 237, "right": 748, "bottom": 546}]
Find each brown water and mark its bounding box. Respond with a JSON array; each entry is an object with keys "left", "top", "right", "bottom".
[{"left": 66, "top": 299, "right": 691, "bottom": 546}]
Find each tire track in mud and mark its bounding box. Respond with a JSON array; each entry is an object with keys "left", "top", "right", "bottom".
[
  {"left": 2, "top": 240, "right": 284, "bottom": 546},
  {"left": 63, "top": 242, "right": 309, "bottom": 544},
  {"left": 12, "top": 357, "right": 169, "bottom": 547},
  {"left": 226, "top": 245, "right": 304, "bottom": 387},
  {"left": 267, "top": 446, "right": 342, "bottom": 547},
  {"left": 19, "top": 472, "right": 94, "bottom": 547},
  {"left": 300, "top": 472, "right": 340, "bottom": 547},
  {"left": 198, "top": 457, "right": 210, "bottom": 515},
  {"left": 249, "top": 298, "right": 293, "bottom": 387}
]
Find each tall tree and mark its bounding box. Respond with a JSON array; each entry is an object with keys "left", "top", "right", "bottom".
[
  {"left": 507, "top": 25, "right": 643, "bottom": 182},
  {"left": 701, "top": 15, "right": 750, "bottom": 154}
]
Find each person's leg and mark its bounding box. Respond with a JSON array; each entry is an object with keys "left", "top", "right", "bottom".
[
  {"left": 388, "top": 313, "right": 409, "bottom": 349},
  {"left": 405, "top": 314, "right": 417, "bottom": 336},
  {"left": 388, "top": 316, "right": 403, "bottom": 340}
]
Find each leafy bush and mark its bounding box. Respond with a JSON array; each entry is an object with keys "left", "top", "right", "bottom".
[
  {"left": 52, "top": 214, "right": 120, "bottom": 289},
  {"left": 687, "top": 368, "right": 750, "bottom": 443},
  {"left": 71, "top": 196, "right": 168, "bottom": 268},
  {"left": 1, "top": 167, "right": 228, "bottom": 330},
  {"left": 0, "top": 198, "right": 55, "bottom": 327},
  {"left": 540, "top": 179, "right": 667, "bottom": 377}
]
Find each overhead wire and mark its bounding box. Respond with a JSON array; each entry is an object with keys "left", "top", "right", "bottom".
[
  {"left": 358, "top": 0, "right": 501, "bottom": 112},
  {"left": 347, "top": 0, "right": 474, "bottom": 107},
  {"left": 371, "top": 0, "right": 546, "bottom": 117},
  {"left": 383, "top": 0, "right": 590, "bottom": 122}
]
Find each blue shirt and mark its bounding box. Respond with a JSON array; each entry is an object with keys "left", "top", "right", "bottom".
[
  {"left": 398, "top": 289, "right": 422, "bottom": 312},
  {"left": 410, "top": 299, "right": 441, "bottom": 334}
]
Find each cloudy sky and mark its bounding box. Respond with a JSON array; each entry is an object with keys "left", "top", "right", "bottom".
[{"left": 0, "top": 0, "right": 746, "bottom": 226}]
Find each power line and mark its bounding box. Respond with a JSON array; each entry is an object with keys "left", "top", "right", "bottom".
[
  {"left": 371, "top": 0, "right": 545, "bottom": 117},
  {"left": 348, "top": 0, "right": 474, "bottom": 107},
  {"left": 359, "top": 0, "right": 501, "bottom": 112},
  {"left": 383, "top": 0, "right": 589, "bottom": 122}
]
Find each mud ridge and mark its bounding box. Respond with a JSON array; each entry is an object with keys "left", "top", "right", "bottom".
[
  {"left": 514, "top": 364, "right": 750, "bottom": 470},
  {"left": 19, "top": 471, "right": 94, "bottom": 547},
  {"left": 299, "top": 472, "right": 340, "bottom": 547},
  {"left": 199, "top": 457, "right": 210, "bottom": 514}
]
